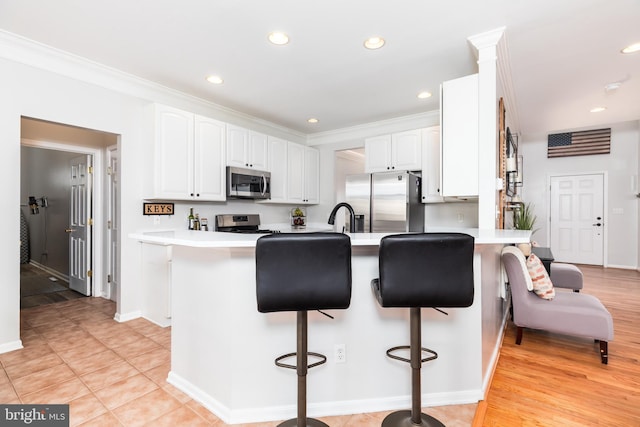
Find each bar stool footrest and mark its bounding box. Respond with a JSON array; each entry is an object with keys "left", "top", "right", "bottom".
[
  {"left": 275, "top": 352, "right": 327, "bottom": 370},
  {"left": 386, "top": 345, "right": 438, "bottom": 364}
]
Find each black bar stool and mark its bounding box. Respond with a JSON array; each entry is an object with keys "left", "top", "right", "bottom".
[
  {"left": 371, "top": 233, "right": 475, "bottom": 427},
  {"left": 256, "top": 232, "right": 352, "bottom": 427}
]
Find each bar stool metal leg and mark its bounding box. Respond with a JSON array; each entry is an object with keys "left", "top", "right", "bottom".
[
  {"left": 277, "top": 311, "right": 329, "bottom": 427},
  {"left": 381, "top": 308, "right": 445, "bottom": 427}
]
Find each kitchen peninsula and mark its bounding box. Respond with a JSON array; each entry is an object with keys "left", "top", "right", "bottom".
[{"left": 130, "top": 228, "right": 530, "bottom": 424}]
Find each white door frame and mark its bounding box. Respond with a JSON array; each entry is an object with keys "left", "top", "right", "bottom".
[
  {"left": 546, "top": 171, "right": 608, "bottom": 266},
  {"left": 21, "top": 138, "right": 105, "bottom": 297},
  {"left": 106, "top": 144, "right": 119, "bottom": 302}
]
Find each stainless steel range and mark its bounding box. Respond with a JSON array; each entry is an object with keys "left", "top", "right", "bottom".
[{"left": 214, "top": 214, "right": 280, "bottom": 234}]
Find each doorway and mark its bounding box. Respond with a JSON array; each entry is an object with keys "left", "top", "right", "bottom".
[
  {"left": 20, "top": 117, "right": 119, "bottom": 308},
  {"left": 549, "top": 173, "right": 605, "bottom": 265}
]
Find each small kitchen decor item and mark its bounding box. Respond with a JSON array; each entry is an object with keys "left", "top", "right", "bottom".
[
  {"left": 143, "top": 202, "right": 174, "bottom": 215},
  {"left": 291, "top": 207, "right": 306, "bottom": 228}
]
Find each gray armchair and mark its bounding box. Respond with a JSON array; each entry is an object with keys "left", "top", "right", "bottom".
[{"left": 502, "top": 246, "right": 613, "bottom": 364}]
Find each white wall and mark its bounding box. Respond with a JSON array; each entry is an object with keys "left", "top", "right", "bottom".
[
  {"left": 0, "top": 43, "right": 304, "bottom": 350},
  {"left": 520, "top": 120, "right": 640, "bottom": 269}
]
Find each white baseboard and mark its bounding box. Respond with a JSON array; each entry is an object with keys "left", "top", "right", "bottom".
[
  {"left": 167, "top": 371, "right": 481, "bottom": 424},
  {"left": 605, "top": 264, "right": 636, "bottom": 270},
  {"left": 0, "top": 340, "right": 23, "bottom": 355},
  {"left": 114, "top": 310, "right": 142, "bottom": 323}
]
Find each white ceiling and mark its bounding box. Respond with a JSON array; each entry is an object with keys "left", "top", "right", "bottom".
[{"left": 1, "top": 0, "right": 639, "bottom": 138}]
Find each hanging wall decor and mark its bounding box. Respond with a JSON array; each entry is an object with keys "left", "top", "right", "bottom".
[{"left": 547, "top": 128, "right": 611, "bottom": 158}]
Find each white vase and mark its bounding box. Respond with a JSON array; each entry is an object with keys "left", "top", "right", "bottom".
[{"left": 518, "top": 242, "right": 532, "bottom": 256}]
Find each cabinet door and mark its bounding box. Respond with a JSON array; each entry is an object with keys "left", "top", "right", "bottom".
[
  {"left": 154, "top": 104, "right": 193, "bottom": 199},
  {"left": 441, "top": 74, "right": 479, "bottom": 197},
  {"left": 266, "top": 137, "right": 288, "bottom": 203},
  {"left": 303, "top": 147, "right": 319, "bottom": 204},
  {"left": 226, "top": 125, "right": 248, "bottom": 167},
  {"left": 194, "top": 115, "right": 226, "bottom": 201},
  {"left": 365, "top": 134, "right": 392, "bottom": 172},
  {"left": 248, "top": 131, "right": 269, "bottom": 170},
  {"left": 421, "top": 126, "right": 443, "bottom": 203},
  {"left": 287, "top": 142, "right": 305, "bottom": 203},
  {"left": 392, "top": 129, "right": 422, "bottom": 171}
]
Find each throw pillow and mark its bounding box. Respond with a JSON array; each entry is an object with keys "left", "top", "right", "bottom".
[{"left": 526, "top": 253, "right": 555, "bottom": 300}]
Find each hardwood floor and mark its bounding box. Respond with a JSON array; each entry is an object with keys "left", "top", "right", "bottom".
[{"left": 480, "top": 265, "right": 640, "bottom": 426}]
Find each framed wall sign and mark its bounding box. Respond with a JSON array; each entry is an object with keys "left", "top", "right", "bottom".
[{"left": 143, "top": 202, "right": 174, "bottom": 215}]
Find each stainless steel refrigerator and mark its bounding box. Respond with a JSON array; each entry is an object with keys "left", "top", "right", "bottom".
[{"left": 345, "top": 171, "right": 424, "bottom": 232}]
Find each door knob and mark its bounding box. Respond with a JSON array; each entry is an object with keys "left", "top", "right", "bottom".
[{"left": 65, "top": 228, "right": 74, "bottom": 233}]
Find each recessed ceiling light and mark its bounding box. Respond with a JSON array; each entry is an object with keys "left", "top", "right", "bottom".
[
  {"left": 605, "top": 82, "right": 622, "bottom": 92},
  {"left": 590, "top": 107, "right": 607, "bottom": 113},
  {"left": 206, "top": 75, "right": 223, "bottom": 85},
  {"left": 364, "top": 37, "right": 385, "bottom": 50},
  {"left": 307, "top": 118, "right": 319, "bottom": 124},
  {"left": 268, "top": 32, "right": 290, "bottom": 45},
  {"left": 621, "top": 42, "right": 640, "bottom": 54},
  {"left": 417, "top": 91, "right": 432, "bottom": 99}
]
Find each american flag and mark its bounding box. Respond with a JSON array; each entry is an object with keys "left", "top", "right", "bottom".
[{"left": 547, "top": 128, "right": 611, "bottom": 158}]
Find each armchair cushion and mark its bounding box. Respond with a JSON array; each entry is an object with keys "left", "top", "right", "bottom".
[
  {"left": 502, "top": 246, "right": 533, "bottom": 290},
  {"left": 526, "top": 253, "right": 556, "bottom": 300}
]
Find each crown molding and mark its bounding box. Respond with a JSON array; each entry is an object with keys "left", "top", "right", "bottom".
[
  {"left": 0, "top": 30, "right": 306, "bottom": 140},
  {"left": 467, "top": 26, "right": 506, "bottom": 53},
  {"left": 307, "top": 110, "right": 440, "bottom": 146}
]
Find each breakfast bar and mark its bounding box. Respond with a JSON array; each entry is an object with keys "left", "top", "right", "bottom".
[{"left": 131, "top": 229, "right": 530, "bottom": 424}]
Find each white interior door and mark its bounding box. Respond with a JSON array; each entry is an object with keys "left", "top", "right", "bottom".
[
  {"left": 69, "top": 155, "right": 92, "bottom": 295},
  {"left": 107, "top": 146, "right": 119, "bottom": 302},
  {"left": 550, "top": 174, "right": 604, "bottom": 265}
]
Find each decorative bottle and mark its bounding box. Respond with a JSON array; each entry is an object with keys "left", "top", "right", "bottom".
[{"left": 188, "top": 208, "right": 195, "bottom": 230}]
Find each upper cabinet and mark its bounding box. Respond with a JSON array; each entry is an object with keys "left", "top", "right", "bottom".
[
  {"left": 226, "top": 125, "right": 269, "bottom": 171},
  {"left": 261, "top": 139, "right": 319, "bottom": 205},
  {"left": 421, "top": 126, "right": 443, "bottom": 203},
  {"left": 287, "top": 143, "right": 319, "bottom": 205},
  {"left": 365, "top": 129, "right": 422, "bottom": 173},
  {"left": 153, "top": 104, "right": 226, "bottom": 201},
  {"left": 266, "top": 136, "right": 289, "bottom": 203},
  {"left": 440, "top": 74, "right": 479, "bottom": 198}
]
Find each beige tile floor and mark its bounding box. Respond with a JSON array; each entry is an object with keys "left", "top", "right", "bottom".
[{"left": 1, "top": 298, "right": 476, "bottom": 426}]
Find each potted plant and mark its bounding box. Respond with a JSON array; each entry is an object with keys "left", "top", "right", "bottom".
[{"left": 513, "top": 202, "right": 537, "bottom": 255}]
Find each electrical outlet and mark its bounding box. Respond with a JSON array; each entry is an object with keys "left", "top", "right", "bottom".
[{"left": 335, "top": 344, "right": 346, "bottom": 363}]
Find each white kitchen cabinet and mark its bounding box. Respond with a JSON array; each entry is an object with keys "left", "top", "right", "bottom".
[
  {"left": 421, "top": 126, "right": 443, "bottom": 203},
  {"left": 226, "top": 125, "right": 269, "bottom": 171},
  {"left": 153, "top": 104, "right": 226, "bottom": 201},
  {"left": 365, "top": 129, "right": 422, "bottom": 173},
  {"left": 440, "top": 74, "right": 478, "bottom": 197},
  {"left": 266, "top": 136, "right": 288, "bottom": 203},
  {"left": 287, "top": 142, "right": 319, "bottom": 204},
  {"left": 303, "top": 146, "right": 319, "bottom": 204}
]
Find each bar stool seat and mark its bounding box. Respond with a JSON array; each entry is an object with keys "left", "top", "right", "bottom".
[
  {"left": 371, "top": 233, "right": 475, "bottom": 427},
  {"left": 256, "top": 232, "right": 352, "bottom": 427}
]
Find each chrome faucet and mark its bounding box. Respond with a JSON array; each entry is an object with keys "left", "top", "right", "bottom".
[{"left": 328, "top": 202, "right": 356, "bottom": 233}]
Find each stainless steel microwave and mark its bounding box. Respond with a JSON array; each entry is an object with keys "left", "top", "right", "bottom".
[{"left": 226, "top": 166, "right": 271, "bottom": 199}]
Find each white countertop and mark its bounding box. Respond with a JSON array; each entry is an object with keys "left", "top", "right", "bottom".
[{"left": 129, "top": 226, "right": 531, "bottom": 248}]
